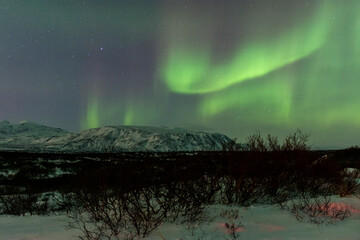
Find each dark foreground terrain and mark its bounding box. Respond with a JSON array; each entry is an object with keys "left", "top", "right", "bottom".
[
  {"left": 1, "top": 149, "right": 360, "bottom": 239},
  {"left": 1, "top": 149, "right": 359, "bottom": 194}
]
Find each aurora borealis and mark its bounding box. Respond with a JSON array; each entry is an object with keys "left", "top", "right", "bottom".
[{"left": 1, "top": 0, "right": 360, "bottom": 148}]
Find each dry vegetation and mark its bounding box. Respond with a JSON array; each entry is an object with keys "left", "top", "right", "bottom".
[{"left": 1, "top": 130, "right": 360, "bottom": 239}]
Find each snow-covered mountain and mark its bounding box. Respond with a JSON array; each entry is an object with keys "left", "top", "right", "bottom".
[
  {"left": 0, "top": 121, "right": 67, "bottom": 137},
  {"left": 0, "top": 121, "right": 69, "bottom": 151},
  {"left": 0, "top": 121, "right": 233, "bottom": 153}
]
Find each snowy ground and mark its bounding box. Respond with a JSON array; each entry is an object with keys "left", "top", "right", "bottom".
[{"left": 1, "top": 196, "right": 360, "bottom": 240}]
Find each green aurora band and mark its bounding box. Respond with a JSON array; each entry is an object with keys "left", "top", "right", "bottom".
[
  {"left": 82, "top": 95, "right": 159, "bottom": 129},
  {"left": 81, "top": 0, "right": 360, "bottom": 147},
  {"left": 160, "top": 2, "right": 330, "bottom": 94},
  {"left": 83, "top": 95, "right": 100, "bottom": 129},
  {"left": 199, "top": 76, "right": 293, "bottom": 124},
  {"left": 160, "top": 0, "right": 360, "bottom": 132},
  {"left": 123, "top": 108, "right": 134, "bottom": 126}
]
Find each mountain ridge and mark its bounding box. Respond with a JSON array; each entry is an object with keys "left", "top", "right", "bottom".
[{"left": 0, "top": 121, "right": 233, "bottom": 153}]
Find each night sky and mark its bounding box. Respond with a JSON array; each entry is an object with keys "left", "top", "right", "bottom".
[{"left": 1, "top": 0, "right": 360, "bottom": 148}]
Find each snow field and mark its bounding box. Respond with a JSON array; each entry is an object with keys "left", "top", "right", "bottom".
[{"left": 1, "top": 196, "right": 360, "bottom": 240}]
